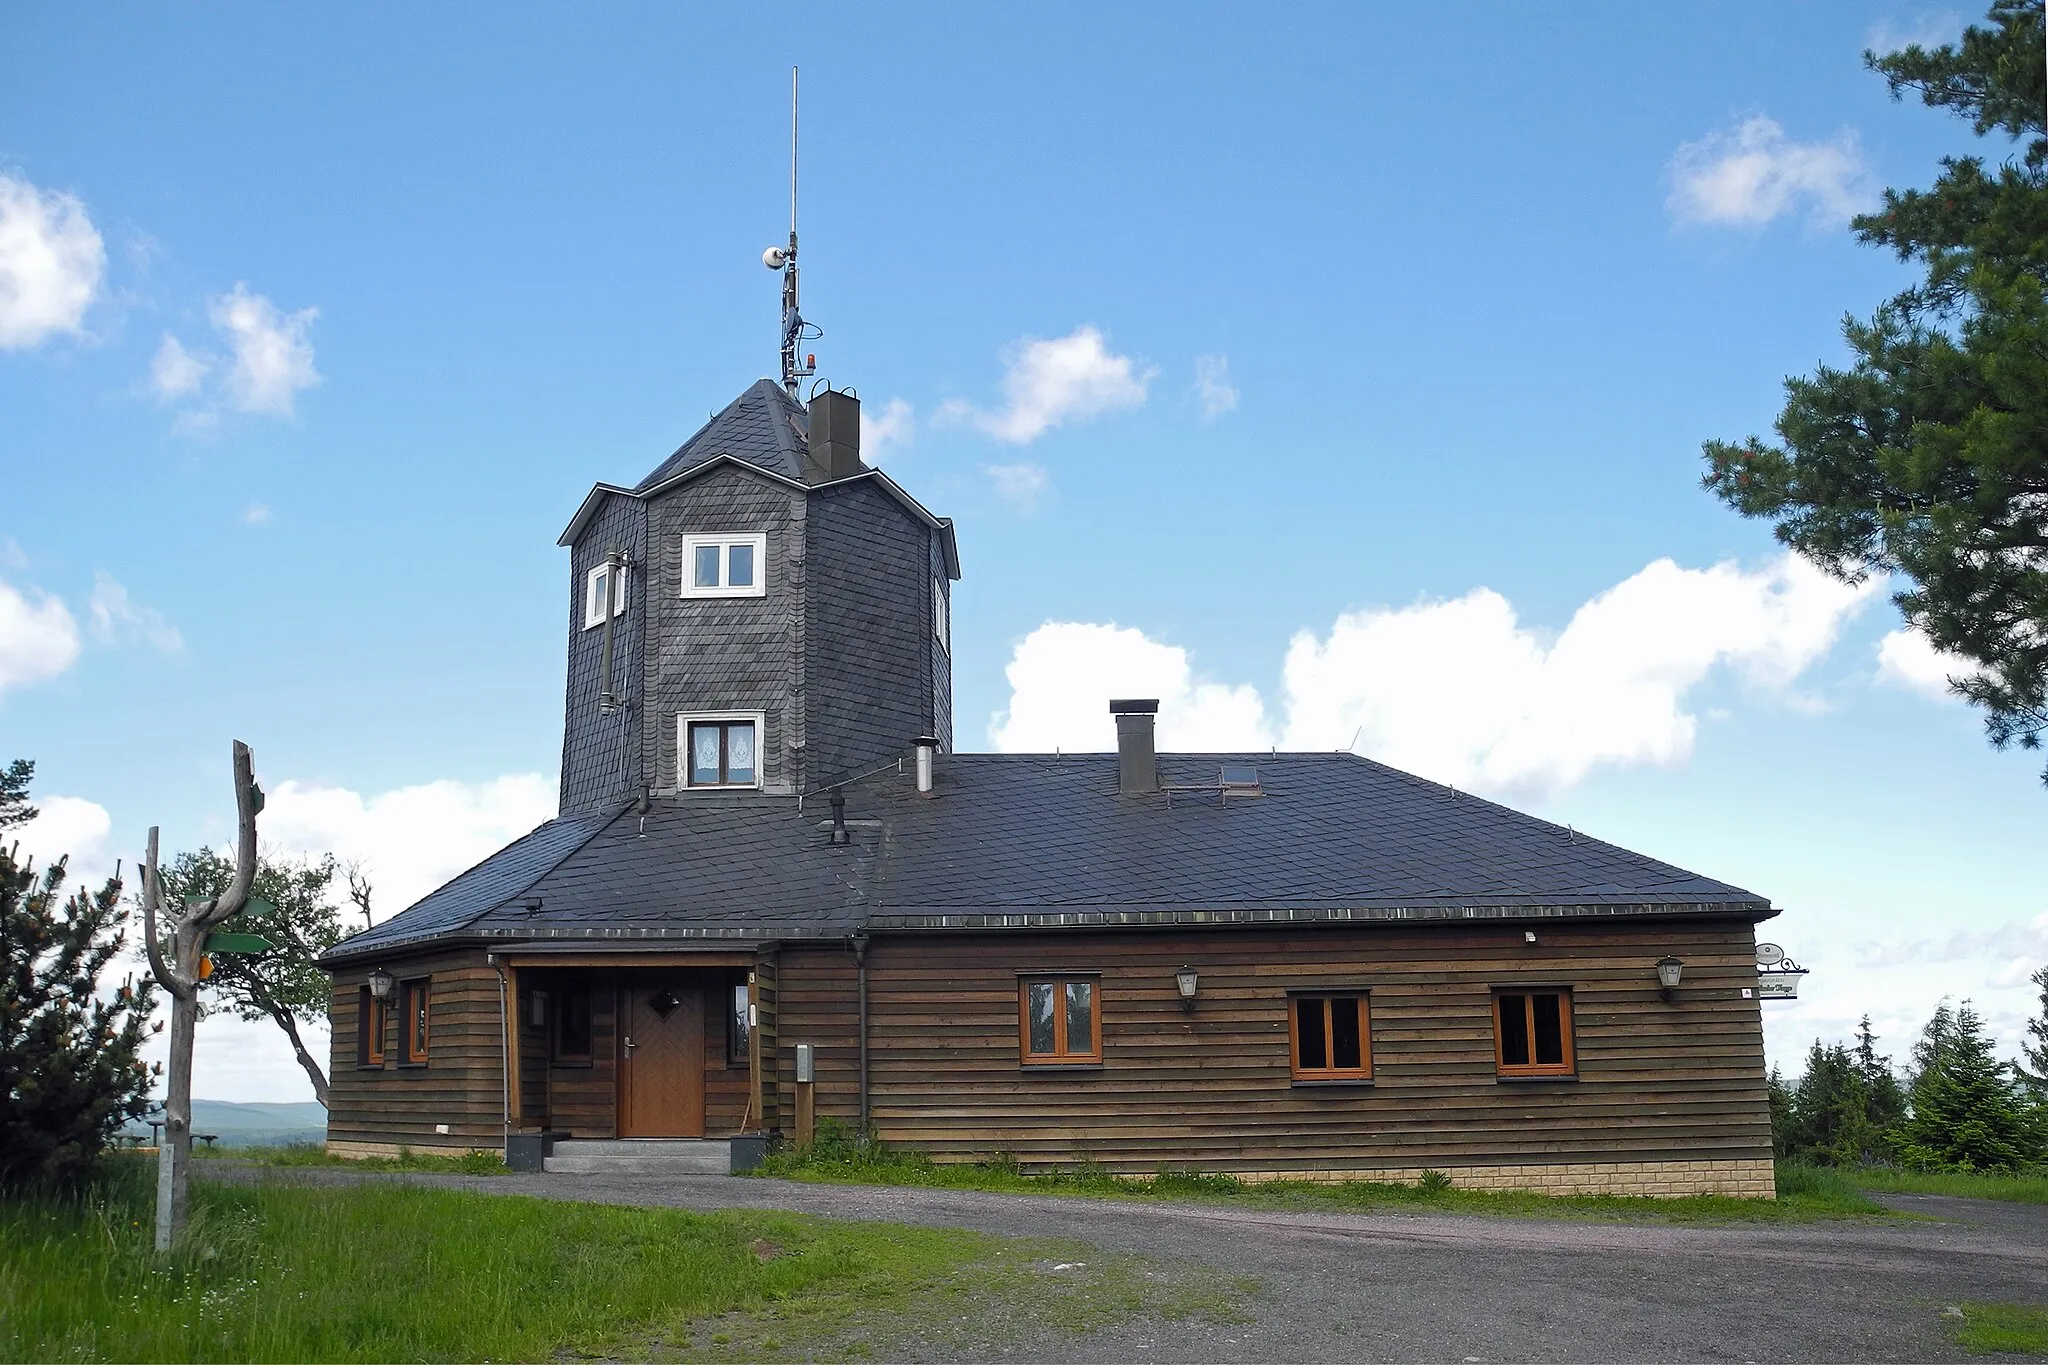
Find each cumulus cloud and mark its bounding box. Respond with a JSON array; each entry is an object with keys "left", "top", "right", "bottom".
[
  {"left": 990, "top": 553, "right": 1881, "bottom": 800},
  {"left": 0, "top": 171, "right": 105, "bottom": 349},
  {"left": 262, "top": 773, "right": 556, "bottom": 920},
  {"left": 1876, "top": 626, "right": 1977, "bottom": 701},
  {"left": 990, "top": 622, "right": 1271, "bottom": 753},
  {"left": 1668, "top": 116, "right": 1873, "bottom": 227},
  {"left": 860, "top": 397, "right": 915, "bottom": 461},
  {"left": 0, "top": 579, "right": 82, "bottom": 696},
  {"left": 946, "top": 325, "right": 1153, "bottom": 444},
  {"left": 1194, "top": 354, "right": 1238, "bottom": 419},
  {"left": 984, "top": 462, "right": 1050, "bottom": 512},
  {"left": 150, "top": 333, "right": 208, "bottom": 399},
  {"left": 87, "top": 572, "right": 183, "bottom": 653},
  {"left": 1867, "top": 11, "right": 1963, "bottom": 53}
]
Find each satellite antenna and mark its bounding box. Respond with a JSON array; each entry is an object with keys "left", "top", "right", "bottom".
[{"left": 763, "top": 66, "right": 820, "bottom": 397}]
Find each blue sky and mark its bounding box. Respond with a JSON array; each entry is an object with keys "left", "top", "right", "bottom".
[{"left": 3, "top": 3, "right": 2042, "bottom": 1101}]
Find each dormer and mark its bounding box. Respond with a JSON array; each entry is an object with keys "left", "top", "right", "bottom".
[{"left": 556, "top": 380, "right": 961, "bottom": 815}]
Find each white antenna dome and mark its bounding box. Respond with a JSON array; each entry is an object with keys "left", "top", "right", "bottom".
[{"left": 762, "top": 246, "right": 788, "bottom": 270}]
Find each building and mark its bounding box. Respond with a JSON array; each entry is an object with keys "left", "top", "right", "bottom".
[{"left": 322, "top": 377, "right": 1779, "bottom": 1198}]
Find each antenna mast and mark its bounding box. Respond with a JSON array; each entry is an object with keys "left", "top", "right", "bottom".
[{"left": 767, "top": 66, "right": 817, "bottom": 398}]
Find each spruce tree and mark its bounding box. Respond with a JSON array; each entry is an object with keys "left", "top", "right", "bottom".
[
  {"left": 0, "top": 827, "right": 160, "bottom": 1186},
  {"left": 0, "top": 759, "right": 36, "bottom": 831},
  {"left": 1854, "top": 1014, "right": 1909, "bottom": 1140},
  {"left": 2020, "top": 964, "right": 2048, "bottom": 1096},
  {"left": 1898, "top": 1000, "right": 2041, "bottom": 1170}
]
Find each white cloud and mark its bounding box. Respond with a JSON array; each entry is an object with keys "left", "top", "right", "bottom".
[
  {"left": 984, "top": 462, "right": 1050, "bottom": 512},
  {"left": 262, "top": 773, "right": 556, "bottom": 920},
  {"left": 243, "top": 502, "right": 272, "bottom": 525},
  {"left": 948, "top": 325, "right": 1153, "bottom": 444},
  {"left": 8, "top": 794, "right": 113, "bottom": 884},
  {"left": 1867, "top": 11, "right": 1962, "bottom": 53},
  {"left": 1194, "top": 353, "right": 1238, "bottom": 419},
  {"left": 1876, "top": 626, "right": 1976, "bottom": 701},
  {"left": 990, "top": 622, "right": 1271, "bottom": 753},
  {"left": 1668, "top": 116, "right": 1873, "bottom": 227},
  {"left": 1, "top": 538, "right": 27, "bottom": 571},
  {"left": 87, "top": 572, "right": 183, "bottom": 653},
  {"left": 860, "top": 397, "right": 915, "bottom": 461},
  {"left": 0, "top": 171, "right": 105, "bottom": 349},
  {"left": 209, "top": 282, "right": 320, "bottom": 416},
  {"left": 150, "top": 333, "right": 208, "bottom": 399},
  {"left": 990, "top": 553, "right": 1880, "bottom": 800},
  {"left": 0, "top": 579, "right": 82, "bottom": 696}
]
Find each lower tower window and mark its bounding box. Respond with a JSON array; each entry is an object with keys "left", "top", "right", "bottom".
[{"left": 682, "top": 715, "right": 762, "bottom": 788}]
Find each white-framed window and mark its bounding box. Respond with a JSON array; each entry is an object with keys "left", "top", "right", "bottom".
[
  {"left": 678, "top": 711, "right": 766, "bottom": 789},
  {"left": 932, "top": 576, "right": 949, "bottom": 651},
  {"left": 680, "top": 533, "right": 768, "bottom": 598},
  {"left": 584, "top": 561, "right": 628, "bottom": 629}
]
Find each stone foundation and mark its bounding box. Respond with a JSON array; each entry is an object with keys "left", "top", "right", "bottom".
[
  {"left": 325, "top": 1139, "right": 483, "bottom": 1160},
  {"left": 1226, "top": 1158, "right": 1775, "bottom": 1199}
]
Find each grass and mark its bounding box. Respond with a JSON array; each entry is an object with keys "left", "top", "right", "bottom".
[
  {"left": 1846, "top": 1165, "right": 2048, "bottom": 1205},
  {"left": 194, "top": 1142, "right": 509, "bottom": 1175},
  {"left": 1952, "top": 1302, "right": 2048, "bottom": 1356},
  {"left": 753, "top": 1134, "right": 1890, "bottom": 1223},
  {"left": 0, "top": 1157, "right": 1254, "bottom": 1363}
]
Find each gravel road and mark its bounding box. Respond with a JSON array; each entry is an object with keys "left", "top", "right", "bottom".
[{"left": 208, "top": 1165, "right": 2048, "bottom": 1362}]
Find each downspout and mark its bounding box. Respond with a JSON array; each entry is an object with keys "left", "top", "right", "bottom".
[
  {"left": 851, "top": 929, "right": 870, "bottom": 1141},
  {"left": 489, "top": 954, "right": 509, "bottom": 1147}
]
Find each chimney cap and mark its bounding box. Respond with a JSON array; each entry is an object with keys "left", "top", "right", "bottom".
[
  {"left": 1108, "top": 699, "right": 1160, "bottom": 715},
  {"left": 914, "top": 735, "right": 939, "bottom": 748}
]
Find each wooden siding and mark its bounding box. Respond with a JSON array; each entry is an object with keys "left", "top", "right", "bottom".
[
  {"left": 775, "top": 922, "right": 1771, "bottom": 1174},
  {"left": 327, "top": 951, "right": 505, "bottom": 1151}
]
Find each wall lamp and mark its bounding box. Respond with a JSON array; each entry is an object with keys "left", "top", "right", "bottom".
[
  {"left": 367, "top": 968, "right": 396, "bottom": 1002},
  {"left": 1655, "top": 957, "right": 1684, "bottom": 995},
  {"left": 1174, "top": 966, "right": 1199, "bottom": 1008}
]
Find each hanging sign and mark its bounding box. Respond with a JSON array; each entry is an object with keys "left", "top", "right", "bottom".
[{"left": 1755, "top": 943, "right": 1808, "bottom": 1001}]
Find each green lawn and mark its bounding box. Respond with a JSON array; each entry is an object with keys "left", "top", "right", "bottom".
[
  {"left": 1846, "top": 1166, "right": 2048, "bottom": 1205},
  {"left": 753, "top": 1141, "right": 1890, "bottom": 1223},
  {"left": 194, "top": 1142, "right": 509, "bottom": 1175},
  {"left": 0, "top": 1158, "right": 1252, "bottom": 1363},
  {"left": 1953, "top": 1302, "right": 2048, "bottom": 1356}
]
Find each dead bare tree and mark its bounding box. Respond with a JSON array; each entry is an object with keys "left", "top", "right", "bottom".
[
  {"left": 344, "top": 861, "right": 374, "bottom": 932},
  {"left": 141, "top": 741, "right": 259, "bottom": 1253}
]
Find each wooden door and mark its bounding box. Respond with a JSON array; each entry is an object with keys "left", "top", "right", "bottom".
[{"left": 619, "top": 984, "right": 705, "bottom": 1137}]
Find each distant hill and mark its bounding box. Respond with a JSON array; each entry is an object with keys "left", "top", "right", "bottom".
[{"left": 124, "top": 1099, "right": 327, "bottom": 1148}]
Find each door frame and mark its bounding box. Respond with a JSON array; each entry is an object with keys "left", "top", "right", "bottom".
[{"left": 615, "top": 980, "right": 708, "bottom": 1137}]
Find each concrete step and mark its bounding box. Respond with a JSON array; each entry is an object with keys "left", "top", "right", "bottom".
[{"left": 544, "top": 1138, "right": 732, "bottom": 1176}]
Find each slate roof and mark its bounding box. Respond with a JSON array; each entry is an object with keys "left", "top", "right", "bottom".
[
  {"left": 636, "top": 378, "right": 810, "bottom": 489},
  {"left": 322, "top": 752, "right": 1772, "bottom": 963}
]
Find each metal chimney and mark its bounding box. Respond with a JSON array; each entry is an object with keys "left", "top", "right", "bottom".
[
  {"left": 1109, "top": 699, "right": 1159, "bottom": 795},
  {"left": 805, "top": 388, "right": 861, "bottom": 484},
  {"left": 914, "top": 736, "right": 938, "bottom": 795}
]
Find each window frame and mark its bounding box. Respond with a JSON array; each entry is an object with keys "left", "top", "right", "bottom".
[
  {"left": 400, "top": 978, "right": 431, "bottom": 1066},
  {"left": 583, "top": 561, "right": 628, "bottom": 629},
  {"left": 679, "top": 533, "right": 769, "bottom": 599},
  {"left": 357, "top": 986, "right": 388, "bottom": 1068},
  {"left": 553, "top": 984, "right": 593, "bottom": 1065},
  {"left": 677, "top": 711, "right": 767, "bottom": 790},
  {"left": 1492, "top": 988, "right": 1576, "bottom": 1078},
  {"left": 1016, "top": 973, "right": 1103, "bottom": 1068},
  {"left": 932, "top": 576, "right": 950, "bottom": 652},
  {"left": 1288, "top": 992, "right": 1374, "bottom": 1084},
  {"left": 725, "top": 981, "right": 751, "bottom": 1067}
]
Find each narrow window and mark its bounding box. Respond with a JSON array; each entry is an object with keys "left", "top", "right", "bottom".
[
  {"left": 1291, "top": 994, "right": 1372, "bottom": 1080},
  {"left": 584, "top": 562, "right": 626, "bottom": 629},
  {"left": 401, "top": 979, "right": 431, "bottom": 1064},
  {"left": 726, "top": 982, "right": 751, "bottom": 1065},
  {"left": 932, "top": 577, "right": 949, "bottom": 650},
  {"left": 685, "top": 719, "right": 759, "bottom": 787},
  {"left": 680, "top": 534, "right": 768, "bottom": 598},
  {"left": 1494, "top": 990, "right": 1574, "bottom": 1077},
  {"left": 554, "top": 985, "right": 592, "bottom": 1062},
  {"left": 357, "top": 987, "right": 387, "bottom": 1067},
  {"left": 1018, "top": 975, "right": 1101, "bottom": 1065}
]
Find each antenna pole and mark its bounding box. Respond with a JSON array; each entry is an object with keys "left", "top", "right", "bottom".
[{"left": 781, "top": 67, "right": 803, "bottom": 398}]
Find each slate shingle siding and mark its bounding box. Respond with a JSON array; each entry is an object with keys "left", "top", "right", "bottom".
[
  {"left": 559, "top": 494, "right": 648, "bottom": 813},
  {"left": 930, "top": 532, "right": 953, "bottom": 752},
  {"left": 804, "top": 479, "right": 939, "bottom": 787},
  {"left": 644, "top": 463, "right": 807, "bottom": 794}
]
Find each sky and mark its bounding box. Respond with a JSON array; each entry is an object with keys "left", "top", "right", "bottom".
[{"left": 3, "top": 3, "right": 2043, "bottom": 1104}]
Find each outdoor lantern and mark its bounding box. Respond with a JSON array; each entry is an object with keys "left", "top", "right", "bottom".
[
  {"left": 1175, "top": 966, "right": 1199, "bottom": 1002},
  {"left": 1655, "top": 957, "right": 1685, "bottom": 990},
  {"left": 367, "top": 968, "right": 396, "bottom": 1002}
]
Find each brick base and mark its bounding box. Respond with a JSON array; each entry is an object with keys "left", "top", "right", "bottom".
[
  {"left": 325, "top": 1139, "right": 481, "bottom": 1160},
  {"left": 1226, "top": 1158, "right": 1775, "bottom": 1199}
]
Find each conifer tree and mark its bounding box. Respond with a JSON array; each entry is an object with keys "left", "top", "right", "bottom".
[
  {"left": 2020, "top": 964, "right": 2048, "bottom": 1097},
  {"left": 0, "top": 759, "right": 36, "bottom": 831},
  {"left": 1854, "top": 1014, "right": 1909, "bottom": 1136},
  {"left": 1702, "top": 2, "right": 2048, "bottom": 781},
  {"left": 1898, "top": 1000, "right": 2041, "bottom": 1170}
]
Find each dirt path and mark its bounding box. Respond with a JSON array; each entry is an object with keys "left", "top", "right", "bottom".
[{"left": 207, "top": 1165, "right": 2048, "bottom": 1362}]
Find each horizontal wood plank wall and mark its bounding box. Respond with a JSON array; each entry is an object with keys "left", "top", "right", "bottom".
[
  {"left": 776, "top": 945, "right": 861, "bottom": 1128},
  {"left": 811, "top": 922, "right": 1769, "bottom": 1175},
  {"left": 545, "top": 986, "right": 619, "bottom": 1137},
  {"left": 704, "top": 971, "right": 753, "bottom": 1134},
  {"left": 327, "top": 952, "right": 505, "bottom": 1152}
]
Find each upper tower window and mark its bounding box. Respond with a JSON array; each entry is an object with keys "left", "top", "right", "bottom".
[
  {"left": 682, "top": 533, "right": 768, "bottom": 598},
  {"left": 584, "top": 561, "right": 627, "bottom": 629},
  {"left": 932, "top": 576, "right": 949, "bottom": 652}
]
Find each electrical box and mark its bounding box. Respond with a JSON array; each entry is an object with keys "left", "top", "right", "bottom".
[{"left": 795, "top": 1042, "right": 814, "bottom": 1084}]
